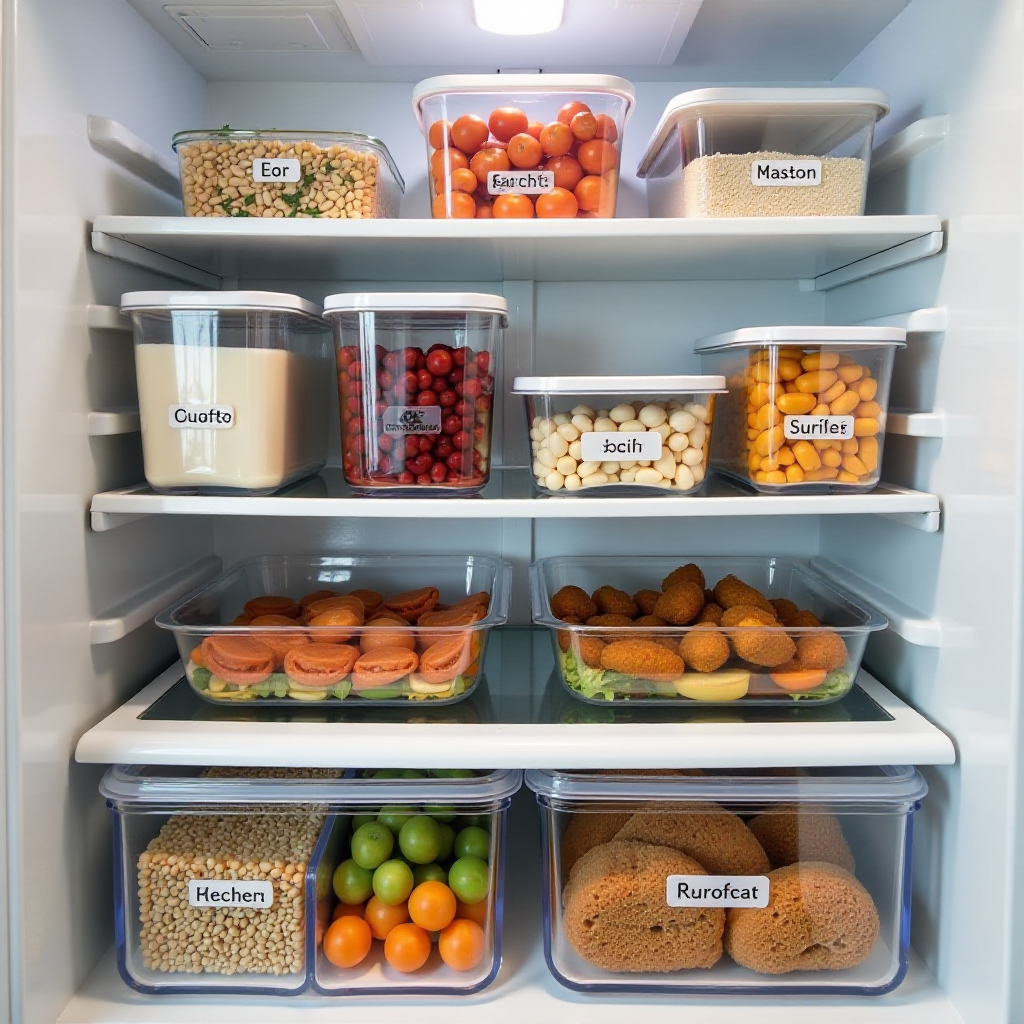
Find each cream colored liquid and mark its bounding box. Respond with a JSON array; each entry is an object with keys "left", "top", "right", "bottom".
[{"left": 135, "top": 343, "right": 329, "bottom": 493}]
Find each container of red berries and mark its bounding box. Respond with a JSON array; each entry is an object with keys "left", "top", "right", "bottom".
[{"left": 324, "top": 293, "right": 507, "bottom": 494}]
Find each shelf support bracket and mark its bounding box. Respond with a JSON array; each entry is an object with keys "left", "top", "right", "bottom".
[
  {"left": 811, "top": 230, "right": 944, "bottom": 291},
  {"left": 87, "top": 115, "right": 181, "bottom": 197},
  {"left": 91, "top": 229, "right": 221, "bottom": 289}
]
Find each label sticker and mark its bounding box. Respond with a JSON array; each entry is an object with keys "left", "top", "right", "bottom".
[
  {"left": 252, "top": 157, "right": 301, "bottom": 183},
  {"left": 487, "top": 170, "right": 555, "bottom": 195},
  {"left": 381, "top": 405, "right": 442, "bottom": 435},
  {"left": 168, "top": 404, "right": 235, "bottom": 429},
  {"left": 580, "top": 431, "right": 663, "bottom": 462},
  {"left": 784, "top": 415, "right": 854, "bottom": 440},
  {"left": 667, "top": 875, "right": 770, "bottom": 908},
  {"left": 751, "top": 159, "right": 822, "bottom": 187},
  {"left": 188, "top": 880, "right": 274, "bottom": 908}
]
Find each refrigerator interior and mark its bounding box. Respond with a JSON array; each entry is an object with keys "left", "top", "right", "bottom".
[{"left": 4, "top": 0, "right": 1022, "bottom": 1022}]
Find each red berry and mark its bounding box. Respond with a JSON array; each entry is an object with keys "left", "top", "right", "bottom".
[
  {"left": 378, "top": 454, "right": 392, "bottom": 475},
  {"left": 426, "top": 349, "right": 453, "bottom": 376},
  {"left": 398, "top": 471, "right": 415, "bottom": 485},
  {"left": 430, "top": 462, "right": 448, "bottom": 483},
  {"left": 401, "top": 371, "right": 418, "bottom": 394},
  {"left": 476, "top": 394, "right": 492, "bottom": 412},
  {"left": 462, "top": 378, "right": 483, "bottom": 399},
  {"left": 405, "top": 436, "right": 421, "bottom": 457},
  {"left": 447, "top": 468, "right": 463, "bottom": 483},
  {"left": 346, "top": 397, "right": 360, "bottom": 415},
  {"left": 479, "top": 374, "right": 495, "bottom": 394},
  {"left": 375, "top": 344, "right": 387, "bottom": 364},
  {"left": 378, "top": 434, "right": 393, "bottom": 452},
  {"left": 454, "top": 399, "right": 470, "bottom": 417},
  {"left": 403, "top": 348, "right": 419, "bottom": 369},
  {"left": 417, "top": 369, "right": 433, "bottom": 391},
  {"left": 416, "top": 391, "right": 439, "bottom": 406},
  {"left": 431, "top": 377, "right": 447, "bottom": 394},
  {"left": 378, "top": 370, "right": 393, "bottom": 390},
  {"left": 452, "top": 348, "right": 467, "bottom": 368},
  {"left": 382, "top": 351, "right": 400, "bottom": 373},
  {"left": 448, "top": 368, "right": 464, "bottom": 386},
  {"left": 416, "top": 472, "right": 432, "bottom": 485},
  {"left": 442, "top": 414, "right": 461, "bottom": 435},
  {"left": 435, "top": 438, "right": 454, "bottom": 458},
  {"left": 453, "top": 430, "right": 472, "bottom": 450},
  {"left": 418, "top": 436, "right": 435, "bottom": 452},
  {"left": 476, "top": 351, "right": 491, "bottom": 374},
  {"left": 439, "top": 389, "right": 458, "bottom": 407},
  {"left": 446, "top": 451, "right": 464, "bottom": 471}
]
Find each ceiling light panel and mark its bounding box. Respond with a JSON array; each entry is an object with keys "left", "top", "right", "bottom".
[{"left": 166, "top": 4, "right": 355, "bottom": 50}]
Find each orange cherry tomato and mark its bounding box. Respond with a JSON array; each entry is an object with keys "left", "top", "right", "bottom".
[
  {"left": 430, "top": 148, "right": 469, "bottom": 179},
  {"left": 383, "top": 922, "right": 432, "bottom": 973},
  {"left": 428, "top": 120, "right": 452, "bottom": 150},
  {"left": 449, "top": 167, "right": 478, "bottom": 193},
  {"left": 594, "top": 113, "right": 618, "bottom": 142},
  {"left": 536, "top": 187, "right": 579, "bottom": 218},
  {"left": 438, "top": 919, "right": 486, "bottom": 972},
  {"left": 475, "top": 203, "right": 494, "bottom": 219},
  {"left": 570, "top": 111, "right": 598, "bottom": 141},
  {"left": 432, "top": 191, "right": 477, "bottom": 219},
  {"left": 493, "top": 194, "right": 535, "bottom": 218},
  {"left": 574, "top": 174, "right": 605, "bottom": 212},
  {"left": 470, "top": 146, "right": 511, "bottom": 181},
  {"left": 507, "top": 133, "right": 543, "bottom": 169},
  {"left": 450, "top": 114, "right": 489, "bottom": 155},
  {"left": 323, "top": 915, "right": 372, "bottom": 969},
  {"left": 364, "top": 895, "right": 410, "bottom": 940},
  {"left": 488, "top": 106, "right": 529, "bottom": 143},
  {"left": 539, "top": 121, "right": 572, "bottom": 157},
  {"left": 545, "top": 154, "right": 583, "bottom": 191},
  {"left": 456, "top": 899, "right": 490, "bottom": 929},
  {"left": 577, "top": 138, "right": 618, "bottom": 175},
  {"left": 557, "top": 100, "right": 591, "bottom": 125},
  {"left": 407, "top": 881, "right": 457, "bottom": 932},
  {"left": 526, "top": 120, "right": 544, "bottom": 140},
  {"left": 769, "top": 669, "right": 828, "bottom": 692},
  {"left": 333, "top": 902, "right": 365, "bottom": 922}
]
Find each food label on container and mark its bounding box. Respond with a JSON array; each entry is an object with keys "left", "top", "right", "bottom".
[
  {"left": 487, "top": 170, "right": 555, "bottom": 195},
  {"left": 252, "top": 157, "right": 301, "bottom": 183},
  {"left": 188, "top": 880, "right": 274, "bottom": 908},
  {"left": 580, "top": 431, "right": 662, "bottom": 461},
  {"left": 784, "top": 415, "right": 854, "bottom": 440},
  {"left": 381, "top": 405, "right": 442, "bottom": 435},
  {"left": 751, "top": 159, "right": 822, "bottom": 186},
  {"left": 667, "top": 875, "right": 770, "bottom": 908},
  {"left": 168, "top": 404, "right": 235, "bottom": 428}
]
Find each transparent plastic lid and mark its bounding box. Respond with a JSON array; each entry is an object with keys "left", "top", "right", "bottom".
[
  {"left": 324, "top": 292, "right": 508, "bottom": 321},
  {"left": 121, "top": 291, "right": 323, "bottom": 319},
  {"left": 512, "top": 375, "right": 727, "bottom": 395},
  {"left": 695, "top": 326, "right": 907, "bottom": 352}
]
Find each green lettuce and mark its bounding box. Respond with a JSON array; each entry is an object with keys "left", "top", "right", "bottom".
[
  {"left": 561, "top": 650, "right": 621, "bottom": 702},
  {"left": 191, "top": 667, "right": 211, "bottom": 691},
  {"left": 330, "top": 680, "right": 352, "bottom": 701},
  {"left": 789, "top": 670, "right": 852, "bottom": 701}
]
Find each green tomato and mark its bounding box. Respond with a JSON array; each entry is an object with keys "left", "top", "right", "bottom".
[
  {"left": 351, "top": 813, "right": 377, "bottom": 832},
  {"left": 398, "top": 814, "right": 443, "bottom": 864},
  {"left": 455, "top": 814, "right": 491, "bottom": 832},
  {"left": 372, "top": 859, "right": 414, "bottom": 906},
  {"left": 378, "top": 805, "right": 415, "bottom": 836},
  {"left": 333, "top": 859, "right": 373, "bottom": 905},
  {"left": 413, "top": 862, "right": 448, "bottom": 886},
  {"left": 448, "top": 856, "right": 490, "bottom": 904},
  {"left": 437, "top": 822, "right": 455, "bottom": 862},
  {"left": 350, "top": 821, "right": 394, "bottom": 870},
  {"left": 424, "top": 804, "right": 457, "bottom": 822},
  {"left": 455, "top": 825, "right": 490, "bottom": 861}
]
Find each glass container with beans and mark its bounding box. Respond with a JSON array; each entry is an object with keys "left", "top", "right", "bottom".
[
  {"left": 697, "top": 327, "right": 905, "bottom": 494},
  {"left": 324, "top": 294, "right": 506, "bottom": 495}
]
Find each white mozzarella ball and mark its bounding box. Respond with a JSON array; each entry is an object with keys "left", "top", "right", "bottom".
[
  {"left": 547, "top": 432, "right": 569, "bottom": 459},
  {"left": 556, "top": 455, "right": 577, "bottom": 477},
  {"left": 681, "top": 446, "right": 704, "bottom": 466},
  {"left": 674, "top": 464, "right": 696, "bottom": 490},
  {"left": 668, "top": 431, "right": 690, "bottom": 452},
  {"left": 537, "top": 448, "right": 557, "bottom": 469},
  {"left": 684, "top": 401, "right": 709, "bottom": 422},
  {"left": 569, "top": 440, "right": 583, "bottom": 460},
  {"left": 564, "top": 473, "right": 582, "bottom": 490},
  {"left": 654, "top": 452, "right": 677, "bottom": 479},
  {"left": 691, "top": 463, "right": 705, "bottom": 484},
  {"left": 571, "top": 404, "right": 596, "bottom": 417},
  {"left": 581, "top": 471, "right": 610, "bottom": 487},
  {"left": 618, "top": 419, "right": 645, "bottom": 432},
  {"left": 634, "top": 467, "right": 664, "bottom": 484},
  {"left": 600, "top": 461, "right": 620, "bottom": 475},
  {"left": 577, "top": 461, "right": 600, "bottom": 478},
  {"left": 620, "top": 468, "right": 637, "bottom": 483},
  {"left": 653, "top": 422, "right": 672, "bottom": 441},
  {"left": 571, "top": 414, "right": 594, "bottom": 434},
  {"left": 609, "top": 404, "right": 635, "bottom": 423},
  {"left": 558, "top": 423, "right": 581, "bottom": 442},
  {"left": 552, "top": 412, "right": 570, "bottom": 426},
  {"left": 594, "top": 417, "right": 617, "bottom": 432},
  {"left": 669, "top": 410, "right": 697, "bottom": 434},
  {"left": 638, "top": 404, "right": 668, "bottom": 428},
  {"left": 545, "top": 470, "right": 565, "bottom": 491},
  {"left": 688, "top": 423, "right": 707, "bottom": 449}
]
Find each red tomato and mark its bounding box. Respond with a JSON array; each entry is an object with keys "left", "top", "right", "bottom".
[
  {"left": 449, "top": 167, "right": 478, "bottom": 193},
  {"left": 539, "top": 121, "right": 572, "bottom": 157},
  {"left": 469, "top": 147, "right": 511, "bottom": 181},
  {"left": 493, "top": 194, "right": 535, "bottom": 218},
  {"left": 577, "top": 138, "right": 618, "bottom": 175},
  {"left": 557, "top": 100, "right": 591, "bottom": 125},
  {"left": 450, "top": 114, "right": 489, "bottom": 154},
  {"left": 574, "top": 175, "right": 605, "bottom": 212},
  {"left": 570, "top": 111, "right": 598, "bottom": 141},
  {"left": 544, "top": 154, "right": 583, "bottom": 191},
  {"left": 432, "top": 192, "right": 477, "bottom": 219},
  {"left": 526, "top": 120, "right": 544, "bottom": 140},
  {"left": 488, "top": 106, "right": 528, "bottom": 142},
  {"left": 507, "top": 133, "right": 543, "bottom": 169},
  {"left": 594, "top": 113, "right": 618, "bottom": 142},
  {"left": 535, "top": 187, "right": 579, "bottom": 219},
  {"left": 428, "top": 120, "right": 451, "bottom": 149}
]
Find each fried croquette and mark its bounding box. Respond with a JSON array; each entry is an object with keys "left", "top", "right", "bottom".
[
  {"left": 795, "top": 631, "right": 848, "bottom": 673},
  {"left": 721, "top": 604, "right": 777, "bottom": 628},
  {"left": 662, "top": 563, "right": 706, "bottom": 592},
  {"left": 790, "top": 609, "right": 821, "bottom": 628},
  {"left": 697, "top": 602, "right": 724, "bottom": 625},
  {"left": 601, "top": 639, "right": 684, "bottom": 681},
  {"left": 654, "top": 582, "right": 705, "bottom": 625},
  {"left": 551, "top": 585, "right": 597, "bottom": 621},
  {"left": 679, "top": 625, "right": 731, "bottom": 673},
  {"left": 730, "top": 621, "right": 797, "bottom": 668},
  {"left": 593, "top": 586, "right": 639, "bottom": 618},
  {"left": 747, "top": 807, "right": 856, "bottom": 872},
  {"left": 713, "top": 575, "right": 775, "bottom": 614},
  {"left": 575, "top": 635, "right": 608, "bottom": 669},
  {"left": 633, "top": 589, "right": 662, "bottom": 617},
  {"left": 633, "top": 614, "right": 667, "bottom": 627},
  {"left": 769, "top": 597, "right": 801, "bottom": 625}
]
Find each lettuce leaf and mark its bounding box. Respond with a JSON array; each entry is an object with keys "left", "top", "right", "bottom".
[
  {"left": 191, "top": 667, "right": 211, "bottom": 691},
  {"left": 330, "top": 680, "right": 352, "bottom": 701},
  {"left": 789, "top": 670, "right": 852, "bottom": 701},
  {"left": 561, "top": 650, "right": 621, "bottom": 702}
]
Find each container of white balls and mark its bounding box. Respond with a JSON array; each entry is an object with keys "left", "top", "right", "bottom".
[{"left": 511, "top": 375, "right": 727, "bottom": 495}]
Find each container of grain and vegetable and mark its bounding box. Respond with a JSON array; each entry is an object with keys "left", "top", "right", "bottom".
[
  {"left": 527, "top": 765, "right": 927, "bottom": 995},
  {"left": 636, "top": 89, "right": 889, "bottom": 218}
]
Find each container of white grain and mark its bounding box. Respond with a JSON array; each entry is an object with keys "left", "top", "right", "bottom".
[
  {"left": 122, "top": 291, "right": 334, "bottom": 495},
  {"left": 636, "top": 88, "right": 889, "bottom": 218}
]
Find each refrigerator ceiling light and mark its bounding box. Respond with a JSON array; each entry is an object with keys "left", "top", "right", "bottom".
[{"left": 472, "top": 0, "right": 564, "bottom": 35}]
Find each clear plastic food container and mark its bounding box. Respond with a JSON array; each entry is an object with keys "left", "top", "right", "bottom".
[
  {"left": 324, "top": 293, "right": 506, "bottom": 495},
  {"left": 531, "top": 555, "right": 887, "bottom": 705},
  {"left": 636, "top": 89, "right": 889, "bottom": 218},
  {"left": 526, "top": 765, "right": 926, "bottom": 995},
  {"left": 172, "top": 129, "right": 404, "bottom": 219},
  {"left": 512, "top": 375, "right": 726, "bottom": 495},
  {"left": 122, "top": 291, "right": 334, "bottom": 496},
  {"left": 413, "top": 75, "right": 634, "bottom": 219},
  {"left": 308, "top": 768, "right": 521, "bottom": 995},
  {"left": 156, "top": 554, "right": 511, "bottom": 706},
  {"left": 696, "top": 327, "right": 906, "bottom": 493}
]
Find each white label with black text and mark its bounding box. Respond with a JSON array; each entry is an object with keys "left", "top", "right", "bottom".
[
  {"left": 487, "top": 170, "right": 555, "bottom": 195},
  {"left": 784, "top": 415, "right": 854, "bottom": 440},
  {"left": 580, "top": 431, "right": 662, "bottom": 462},
  {"left": 667, "top": 875, "right": 770, "bottom": 908},
  {"left": 188, "top": 880, "right": 274, "bottom": 908},
  {"left": 381, "top": 405, "right": 442, "bottom": 435},
  {"left": 168, "top": 404, "right": 235, "bottom": 429},
  {"left": 751, "top": 159, "right": 822, "bottom": 186},
  {"left": 252, "top": 157, "right": 301, "bottom": 183}
]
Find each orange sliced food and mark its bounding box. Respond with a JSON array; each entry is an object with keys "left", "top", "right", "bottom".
[
  {"left": 249, "top": 614, "right": 311, "bottom": 669},
  {"left": 384, "top": 587, "right": 439, "bottom": 623},
  {"left": 769, "top": 668, "right": 828, "bottom": 692},
  {"left": 283, "top": 643, "right": 359, "bottom": 687},
  {"left": 243, "top": 595, "right": 301, "bottom": 620},
  {"left": 352, "top": 647, "right": 419, "bottom": 690},
  {"left": 201, "top": 635, "right": 275, "bottom": 686}
]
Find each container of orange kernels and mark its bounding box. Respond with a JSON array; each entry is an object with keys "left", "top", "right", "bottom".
[{"left": 412, "top": 75, "right": 635, "bottom": 219}]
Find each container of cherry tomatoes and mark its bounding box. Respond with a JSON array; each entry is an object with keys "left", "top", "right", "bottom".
[
  {"left": 412, "top": 74, "right": 635, "bottom": 219},
  {"left": 325, "top": 293, "right": 506, "bottom": 494}
]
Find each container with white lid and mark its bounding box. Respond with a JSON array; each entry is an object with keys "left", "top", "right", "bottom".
[
  {"left": 412, "top": 75, "right": 635, "bottom": 219},
  {"left": 324, "top": 293, "right": 507, "bottom": 495},
  {"left": 696, "top": 326, "right": 905, "bottom": 494},
  {"left": 122, "top": 291, "right": 333, "bottom": 496},
  {"left": 636, "top": 88, "right": 889, "bottom": 218},
  {"left": 512, "top": 375, "right": 726, "bottom": 495}
]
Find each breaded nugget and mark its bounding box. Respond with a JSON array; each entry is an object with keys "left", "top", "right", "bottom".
[
  {"left": 575, "top": 635, "right": 608, "bottom": 669},
  {"left": 795, "top": 630, "right": 848, "bottom": 673},
  {"left": 560, "top": 812, "right": 632, "bottom": 875},
  {"left": 556, "top": 617, "right": 581, "bottom": 652},
  {"left": 697, "top": 602, "right": 724, "bottom": 625},
  {"left": 730, "top": 620, "right": 797, "bottom": 668},
  {"left": 592, "top": 586, "right": 638, "bottom": 618},
  {"left": 586, "top": 613, "right": 635, "bottom": 628},
  {"left": 770, "top": 598, "right": 801, "bottom": 625},
  {"left": 713, "top": 575, "right": 775, "bottom": 614},
  {"left": 563, "top": 841, "right": 724, "bottom": 972},
  {"left": 633, "top": 614, "right": 667, "bottom": 627},
  {"left": 601, "top": 640, "right": 684, "bottom": 681},
  {"left": 662, "top": 563, "right": 706, "bottom": 592},
  {"left": 725, "top": 863, "right": 879, "bottom": 974},
  {"left": 747, "top": 807, "right": 855, "bottom": 872},
  {"left": 633, "top": 589, "right": 662, "bottom": 617},
  {"left": 654, "top": 582, "right": 705, "bottom": 625},
  {"left": 679, "top": 625, "right": 731, "bottom": 673},
  {"left": 551, "top": 585, "right": 597, "bottom": 621},
  {"left": 721, "top": 605, "right": 777, "bottom": 628},
  {"left": 790, "top": 609, "right": 821, "bottom": 628}
]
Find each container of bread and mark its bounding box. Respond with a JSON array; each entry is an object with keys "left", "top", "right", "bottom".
[{"left": 527, "top": 766, "right": 927, "bottom": 995}]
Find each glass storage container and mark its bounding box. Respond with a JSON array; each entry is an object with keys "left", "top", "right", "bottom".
[
  {"left": 696, "top": 326, "right": 905, "bottom": 493},
  {"left": 512, "top": 375, "right": 726, "bottom": 495},
  {"left": 324, "top": 293, "right": 506, "bottom": 495},
  {"left": 156, "top": 553, "right": 511, "bottom": 706},
  {"left": 531, "top": 555, "right": 886, "bottom": 705},
  {"left": 122, "top": 291, "right": 334, "bottom": 496},
  {"left": 636, "top": 89, "right": 889, "bottom": 218},
  {"left": 527, "top": 765, "right": 927, "bottom": 995},
  {"left": 172, "top": 129, "right": 404, "bottom": 219},
  {"left": 413, "top": 75, "right": 634, "bottom": 219}
]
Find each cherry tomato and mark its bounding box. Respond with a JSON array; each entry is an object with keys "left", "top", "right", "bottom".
[
  {"left": 332, "top": 902, "right": 365, "bottom": 922},
  {"left": 577, "top": 138, "right": 618, "bottom": 175},
  {"left": 570, "top": 111, "right": 598, "bottom": 141},
  {"left": 428, "top": 120, "right": 452, "bottom": 150},
  {"left": 470, "top": 146, "right": 511, "bottom": 182},
  {"left": 416, "top": 390, "right": 439, "bottom": 406},
  {"left": 544, "top": 154, "right": 583, "bottom": 191},
  {"left": 539, "top": 121, "right": 572, "bottom": 157},
  {"left": 488, "top": 106, "right": 528, "bottom": 142},
  {"left": 493, "top": 194, "right": 535, "bottom": 218},
  {"left": 450, "top": 114, "right": 489, "bottom": 154},
  {"left": 475, "top": 204, "right": 493, "bottom": 219},
  {"left": 430, "top": 462, "right": 448, "bottom": 483},
  {"left": 438, "top": 919, "right": 486, "bottom": 971},
  {"left": 364, "top": 895, "right": 409, "bottom": 940},
  {"left": 432, "top": 192, "right": 476, "bottom": 219},
  {"left": 476, "top": 352, "right": 491, "bottom": 375},
  {"left": 557, "top": 100, "right": 591, "bottom": 125},
  {"left": 430, "top": 148, "right": 469, "bottom": 179},
  {"left": 426, "top": 349, "right": 454, "bottom": 376},
  {"left": 526, "top": 120, "right": 544, "bottom": 140},
  {"left": 594, "top": 113, "right": 618, "bottom": 142},
  {"left": 574, "top": 174, "right": 606, "bottom": 212},
  {"left": 507, "top": 133, "right": 542, "bottom": 169},
  {"left": 416, "top": 368, "right": 433, "bottom": 390},
  {"left": 456, "top": 898, "right": 490, "bottom": 928},
  {"left": 442, "top": 414, "right": 461, "bottom": 435},
  {"left": 449, "top": 167, "right": 478, "bottom": 193},
  {"left": 323, "top": 915, "right": 373, "bottom": 969},
  {"left": 407, "top": 880, "right": 457, "bottom": 931},
  {"left": 536, "top": 187, "right": 579, "bottom": 219},
  {"left": 383, "top": 922, "right": 432, "bottom": 973}
]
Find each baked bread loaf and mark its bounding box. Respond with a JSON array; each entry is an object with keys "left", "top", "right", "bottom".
[
  {"left": 747, "top": 807, "right": 855, "bottom": 872},
  {"left": 560, "top": 813, "right": 632, "bottom": 876},
  {"left": 562, "top": 841, "right": 724, "bottom": 972},
  {"left": 724, "top": 862, "right": 879, "bottom": 974}
]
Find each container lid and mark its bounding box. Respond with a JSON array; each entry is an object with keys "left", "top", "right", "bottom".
[
  {"left": 695, "top": 325, "right": 906, "bottom": 352},
  {"left": 512, "top": 375, "right": 727, "bottom": 395},
  {"left": 526, "top": 765, "right": 927, "bottom": 808},
  {"left": 324, "top": 292, "right": 508, "bottom": 319},
  {"left": 121, "top": 291, "right": 323, "bottom": 319},
  {"left": 101, "top": 764, "right": 523, "bottom": 807},
  {"left": 412, "top": 75, "right": 636, "bottom": 130},
  {"left": 637, "top": 87, "right": 890, "bottom": 178}
]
